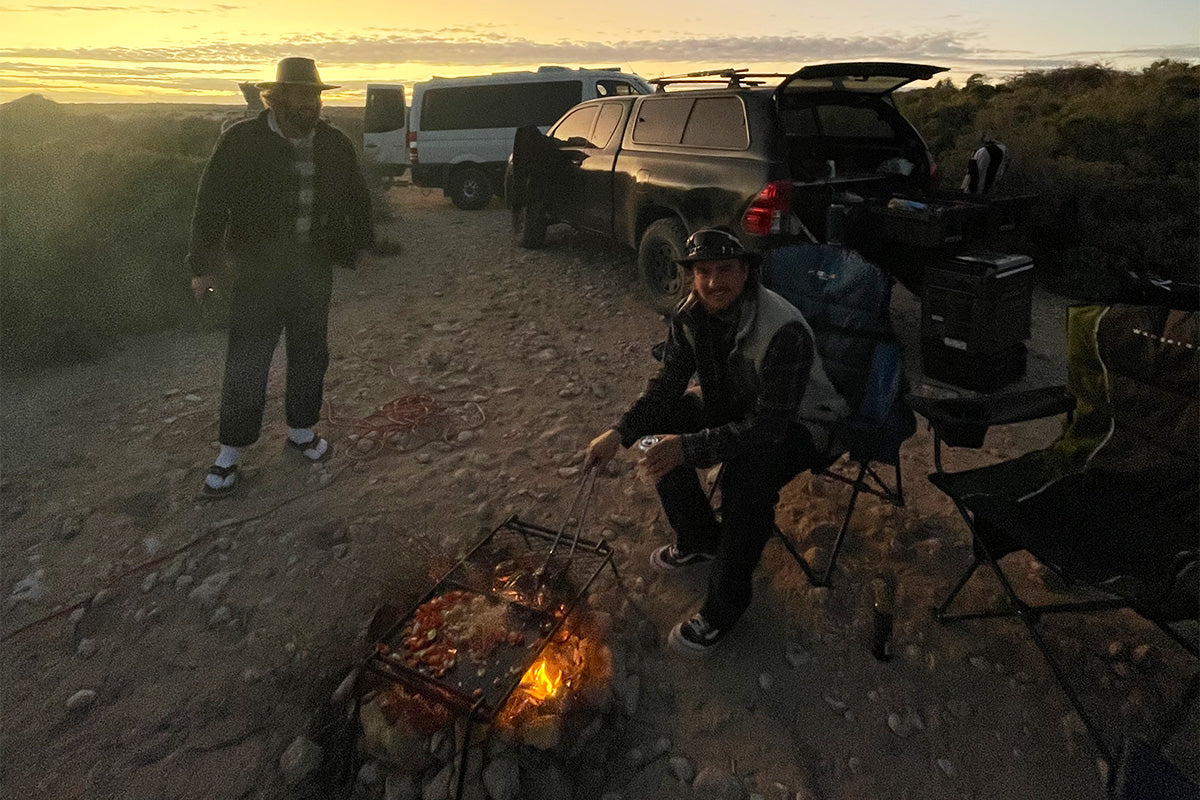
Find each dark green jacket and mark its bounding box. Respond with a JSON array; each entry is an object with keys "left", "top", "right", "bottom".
[{"left": 186, "top": 110, "right": 373, "bottom": 277}]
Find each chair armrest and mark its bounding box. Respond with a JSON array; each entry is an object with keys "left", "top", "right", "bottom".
[{"left": 908, "top": 385, "right": 1075, "bottom": 449}]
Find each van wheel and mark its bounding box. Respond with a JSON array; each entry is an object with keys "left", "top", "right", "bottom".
[
  {"left": 449, "top": 167, "right": 492, "bottom": 210},
  {"left": 637, "top": 218, "right": 689, "bottom": 315}
]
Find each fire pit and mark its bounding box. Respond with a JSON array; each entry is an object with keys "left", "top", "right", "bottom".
[{"left": 355, "top": 512, "right": 618, "bottom": 798}]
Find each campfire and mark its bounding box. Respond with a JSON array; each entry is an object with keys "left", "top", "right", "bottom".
[
  {"left": 358, "top": 516, "right": 617, "bottom": 765},
  {"left": 493, "top": 614, "right": 613, "bottom": 749}
]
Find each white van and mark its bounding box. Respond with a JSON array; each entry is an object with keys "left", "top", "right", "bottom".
[
  {"left": 404, "top": 66, "right": 651, "bottom": 209},
  {"left": 362, "top": 84, "right": 408, "bottom": 181}
]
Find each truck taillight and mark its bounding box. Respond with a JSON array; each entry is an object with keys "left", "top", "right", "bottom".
[
  {"left": 742, "top": 179, "right": 792, "bottom": 236},
  {"left": 407, "top": 131, "right": 418, "bottom": 165}
]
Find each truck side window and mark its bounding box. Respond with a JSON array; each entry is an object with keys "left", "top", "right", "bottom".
[
  {"left": 551, "top": 106, "right": 600, "bottom": 147},
  {"left": 681, "top": 97, "right": 748, "bottom": 149},
  {"left": 631, "top": 97, "right": 694, "bottom": 145},
  {"left": 591, "top": 104, "right": 625, "bottom": 148}
]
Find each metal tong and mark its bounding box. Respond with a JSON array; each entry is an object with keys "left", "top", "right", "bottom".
[{"left": 533, "top": 466, "right": 598, "bottom": 587}]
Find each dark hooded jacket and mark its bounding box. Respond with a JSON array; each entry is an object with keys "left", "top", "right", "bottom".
[{"left": 186, "top": 110, "right": 373, "bottom": 278}]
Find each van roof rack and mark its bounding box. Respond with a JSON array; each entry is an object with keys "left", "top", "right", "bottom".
[{"left": 648, "top": 68, "right": 790, "bottom": 91}]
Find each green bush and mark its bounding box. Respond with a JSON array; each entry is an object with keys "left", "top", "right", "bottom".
[
  {"left": 897, "top": 60, "right": 1199, "bottom": 298},
  {"left": 1, "top": 98, "right": 208, "bottom": 369}
]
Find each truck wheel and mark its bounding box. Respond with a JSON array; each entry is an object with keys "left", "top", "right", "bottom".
[
  {"left": 449, "top": 167, "right": 492, "bottom": 210},
  {"left": 516, "top": 173, "right": 552, "bottom": 247},
  {"left": 637, "top": 218, "right": 689, "bottom": 315},
  {"left": 512, "top": 196, "right": 548, "bottom": 248}
]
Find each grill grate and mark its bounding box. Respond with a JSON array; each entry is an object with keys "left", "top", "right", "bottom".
[{"left": 364, "top": 515, "right": 615, "bottom": 721}]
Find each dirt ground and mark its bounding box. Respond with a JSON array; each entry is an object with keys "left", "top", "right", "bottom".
[{"left": 1, "top": 186, "right": 1196, "bottom": 800}]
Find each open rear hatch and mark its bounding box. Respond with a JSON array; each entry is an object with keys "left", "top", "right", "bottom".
[{"left": 774, "top": 62, "right": 948, "bottom": 97}]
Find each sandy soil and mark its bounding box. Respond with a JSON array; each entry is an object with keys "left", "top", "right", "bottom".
[{"left": 1, "top": 186, "right": 1195, "bottom": 800}]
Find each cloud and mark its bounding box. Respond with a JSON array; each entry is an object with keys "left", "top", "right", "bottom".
[
  {"left": 1, "top": 28, "right": 1194, "bottom": 101},
  {"left": 0, "top": 3, "right": 240, "bottom": 13}
]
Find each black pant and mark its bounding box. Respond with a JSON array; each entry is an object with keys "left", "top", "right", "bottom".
[
  {"left": 218, "top": 250, "right": 333, "bottom": 447},
  {"left": 655, "top": 397, "right": 820, "bottom": 630}
]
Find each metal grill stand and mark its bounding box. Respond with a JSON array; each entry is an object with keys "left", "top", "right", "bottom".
[{"left": 352, "top": 510, "right": 619, "bottom": 799}]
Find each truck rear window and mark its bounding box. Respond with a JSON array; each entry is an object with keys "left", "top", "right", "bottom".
[
  {"left": 420, "top": 81, "right": 583, "bottom": 131},
  {"left": 633, "top": 96, "right": 748, "bottom": 149},
  {"left": 681, "top": 98, "right": 748, "bottom": 149}
]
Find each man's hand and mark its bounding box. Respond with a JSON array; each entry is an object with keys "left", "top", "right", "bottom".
[
  {"left": 640, "top": 434, "right": 685, "bottom": 483},
  {"left": 584, "top": 428, "right": 621, "bottom": 472},
  {"left": 191, "top": 275, "right": 218, "bottom": 302}
]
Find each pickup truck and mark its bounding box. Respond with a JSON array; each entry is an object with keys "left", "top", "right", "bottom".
[{"left": 508, "top": 63, "right": 1028, "bottom": 312}]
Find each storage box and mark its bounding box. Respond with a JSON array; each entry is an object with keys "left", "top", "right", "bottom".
[
  {"left": 861, "top": 197, "right": 982, "bottom": 249},
  {"left": 922, "top": 251, "right": 1034, "bottom": 354},
  {"left": 921, "top": 340, "right": 1027, "bottom": 393}
]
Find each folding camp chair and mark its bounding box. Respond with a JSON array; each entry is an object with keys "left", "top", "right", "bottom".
[
  {"left": 910, "top": 303, "right": 1199, "bottom": 775},
  {"left": 760, "top": 244, "right": 917, "bottom": 587}
]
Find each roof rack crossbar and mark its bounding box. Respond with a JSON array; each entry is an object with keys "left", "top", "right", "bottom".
[{"left": 648, "top": 68, "right": 790, "bottom": 91}]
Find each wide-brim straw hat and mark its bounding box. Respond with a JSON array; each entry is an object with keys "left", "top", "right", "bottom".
[{"left": 256, "top": 57, "right": 339, "bottom": 91}]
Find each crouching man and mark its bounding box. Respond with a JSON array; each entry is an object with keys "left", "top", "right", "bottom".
[{"left": 584, "top": 229, "right": 849, "bottom": 656}]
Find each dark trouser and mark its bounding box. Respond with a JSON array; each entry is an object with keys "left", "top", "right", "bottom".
[
  {"left": 655, "top": 397, "right": 820, "bottom": 630},
  {"left": 218, "top": 248, "right": 333, "bottom": 447}
]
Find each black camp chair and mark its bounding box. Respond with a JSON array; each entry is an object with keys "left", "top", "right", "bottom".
[
  {"left": 910, "top": 303, "right": 1199, "bottom": 777},
  {"left": 760, "top": 244, "right": 917, "bottom": 587}
]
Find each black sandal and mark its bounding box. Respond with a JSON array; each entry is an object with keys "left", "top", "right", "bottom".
[
  {"left": 286, "top": 435, "right": 333, "bottom": 463},
  {"left": 201, "top": 464, "right": 239, "bottom": 497}
]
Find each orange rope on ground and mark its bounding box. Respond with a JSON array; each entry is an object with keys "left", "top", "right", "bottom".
[{"left": 324, "top": 394, "right": 485, "bottom": 459}]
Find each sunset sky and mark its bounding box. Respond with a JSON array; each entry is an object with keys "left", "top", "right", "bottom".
[{"left": 1, "top": 0, "right": 1196, "bottom": 104}]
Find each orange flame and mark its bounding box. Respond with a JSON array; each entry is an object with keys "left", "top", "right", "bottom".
[{"left": 520, "top": 657, "right": 562, "bottom": 701}]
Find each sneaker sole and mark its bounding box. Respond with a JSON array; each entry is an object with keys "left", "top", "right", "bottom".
[{"left": 667, "top": 623, "right": 720, "bottom": 657}]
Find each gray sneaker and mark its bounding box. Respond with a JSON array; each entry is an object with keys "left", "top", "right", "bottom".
[{"left": 649, "top": 544, "right": 715, "bottom": 571}]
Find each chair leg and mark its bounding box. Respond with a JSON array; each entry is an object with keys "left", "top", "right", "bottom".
[
  {"left": 774, "top": 524, "right": 825, "bottom": 586},
  {"left": 818, "top": 463, "right": 867, "bottom": 586},
  {"left": 934, "top": 555, "right": 986, "bottom": 621},
  {"left": 935, "top": 513, "right": 1119, "bottom": 767}
]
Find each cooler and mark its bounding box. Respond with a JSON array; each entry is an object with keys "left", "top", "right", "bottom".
[{"left": 921, "top": 251, "right": 1034, "bottom": 391}]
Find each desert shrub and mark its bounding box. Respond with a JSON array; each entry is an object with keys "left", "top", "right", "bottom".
[{"left": 1, "top": 98, "right": 209, "bottom": 370}]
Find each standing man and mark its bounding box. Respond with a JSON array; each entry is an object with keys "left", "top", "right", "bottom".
[
  {"left": 187, "top": 57, "right": 374, "bottom": 496},
  {"left": 584, "top": 229, "right": 849, "bottom": 656},
  {"left": 961, "top": 135, "right": 1009, "bottom": 195}
]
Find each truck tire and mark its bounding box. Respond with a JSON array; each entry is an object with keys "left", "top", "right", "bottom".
[
  {"left": 637, "top": 217, "right": 689, "bottom": 315},
  {"left": 449, "top": 166, "right": 492, "bottom": 210},
  {"left": 512, "top": 197, "right": 548, "bottom": 248},
  {"left": 510, "top": 173, "right": 548, "bottom": 248}
]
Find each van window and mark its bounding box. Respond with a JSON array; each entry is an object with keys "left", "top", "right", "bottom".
[
  {"left": 592, "top": 103, "right": 625, "bottom": 148},
  {"left": 551, "top": 106, "right": 599, "bottom": 146},
  {"left": 365, "top": 88, "right": 406, "bottom": 134},
  {"left": 681, "top": 97, "right": 748, "bottom": 149},
  {"left": 631, "top": 97, "right": 694, "bottom": 145},
  {"left": 420, "top": 80, "right": 583, "bottom": 131},
  {"left": 597, "top": 79, "right": 639, "bottom": 97}
]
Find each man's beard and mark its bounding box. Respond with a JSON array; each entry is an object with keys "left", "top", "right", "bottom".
[{"left": 279, "top": 106, "right": 319, "bottom": 135}]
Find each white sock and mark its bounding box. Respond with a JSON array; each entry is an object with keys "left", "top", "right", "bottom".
[
  {"left": 288, "top": 428, "right": 327, "bottom": 460},
  {"left": 287, "top": 427, "right": 315, "bottom": 445},
  {"left": 206, "top": 445, "right": 243, "bottom": 490}
]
